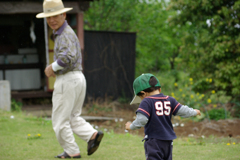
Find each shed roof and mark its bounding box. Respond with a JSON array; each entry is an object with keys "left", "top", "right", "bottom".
[{"left": 0, "top": 0, "right": 94, "bottom": 14}]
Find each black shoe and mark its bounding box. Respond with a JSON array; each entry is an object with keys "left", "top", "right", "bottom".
[
  {"left": 87, "top": 131, "right": 104, "bottom": 155},
  {"left": 55, "top": 152, "right": 81, "bottom": 158}
]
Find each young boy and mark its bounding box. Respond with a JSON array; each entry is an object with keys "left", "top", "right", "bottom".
[{"left": 125, "top": 73, "right": 201, "bottom": 160}]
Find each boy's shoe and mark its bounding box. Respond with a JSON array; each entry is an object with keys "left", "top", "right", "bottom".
[
  {"left": 87, "top": 131, "right": 104, "bottom": 155},
  {"left": 55, "top": 152, "right": 81, "bottom": 158}
]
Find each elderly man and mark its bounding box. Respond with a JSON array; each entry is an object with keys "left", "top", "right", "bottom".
[{"left": 36, "top": 0, "right": 103, "bottom": 158}]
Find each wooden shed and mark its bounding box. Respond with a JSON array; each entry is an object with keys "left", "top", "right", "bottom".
[
  {"left": 0, "top": 0, "right": 137, "bottom": 103},
  {"left": 0, "top": 0, "right": 93, "bottom": 99}
]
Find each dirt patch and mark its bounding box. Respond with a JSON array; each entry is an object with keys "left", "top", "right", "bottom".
[
  {"left": 84, "top": 102, "right": 240, "bottom": 139},
  {"left": 22, "top": 100, "right": 240, "bottom": 139},
  {"left": 173, "top": 119, "right": 240, "bottom": 138}
]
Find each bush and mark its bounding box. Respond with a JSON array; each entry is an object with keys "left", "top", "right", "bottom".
[
  {"left": 11, "top": 99, "right": 22, "bottom": 112},
  {"left": 208, "top": 108, "right": 230, "bottom": 120},
  {"left": 147, "top": 71, "right": 237, "bottom": 119}
]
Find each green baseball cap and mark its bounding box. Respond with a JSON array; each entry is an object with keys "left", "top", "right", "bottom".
[{"left": 130, "top": 73, "right": 161, "bottom": 105}]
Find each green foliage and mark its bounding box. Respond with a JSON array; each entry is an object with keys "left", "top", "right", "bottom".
[
  {"left": 169, "top": 0, "right": 240, "bottom": 98},
  {"left": 133, "top": 1, "right": 193, "bottom": 76},
  {"left": 231, "top": 100, "right": 240, "bottom": 118},
  {"left": 84, "top": 0, "right": 138, "bottom": 31},
  {"left": 208, "top": 108, "right": 230, "bottom": 120},
  {"left": 11, "top": 99, "right": 22, "bottom": 112},
  {"left": 192, "top": 78, "right": 213, "bottom": 93},
  {"left": 153, "top": 71, "right": 238, "bottom": 119}
]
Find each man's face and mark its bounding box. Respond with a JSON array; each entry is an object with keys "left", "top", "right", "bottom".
[{"left": 46, "top": 13, "right": 66, "bottom": 31}]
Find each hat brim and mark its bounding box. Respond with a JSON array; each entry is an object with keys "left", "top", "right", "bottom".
[
  {"left": 130, "top": 95, "right": 142, "bottom": 105},
  {"left": 36, "top": 8, "right": 72, "bottom": 18}
]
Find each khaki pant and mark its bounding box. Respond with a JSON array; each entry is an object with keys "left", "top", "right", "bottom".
[{"left": 52, "top": 71, "right": 97, "bottom": 155}]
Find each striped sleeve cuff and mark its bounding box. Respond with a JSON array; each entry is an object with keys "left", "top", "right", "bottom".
[
  {"left": 137, "top": 108, "right": 150, "bottom": 117},
  {"left": 172, "top": 103, "right": 181, "bottom": 115}
]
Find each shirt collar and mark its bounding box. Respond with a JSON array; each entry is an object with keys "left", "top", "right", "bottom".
[
  {"left": 54, "top": 20, "right": 68, "bottom": 35},
  {"left": 149, "top": 93, "right": 164, "bottom": 97}
]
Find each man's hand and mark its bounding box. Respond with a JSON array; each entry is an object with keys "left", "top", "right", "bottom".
[
  {"left": 125, "top": 121, "right": 132, "bottom": 131},
  {"left": 44, "top": 64, "right": 56, "bottom": 78},
  {"left": 194, "top": 109, "right": 201, "bottom": 116}
]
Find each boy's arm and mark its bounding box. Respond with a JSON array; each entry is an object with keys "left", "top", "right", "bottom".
[
  {"left": 176, "top": 105, "right": 201, "bottom": 118},
  {"left": 125, "top": 112, "right": 148, "bottom": 130}
]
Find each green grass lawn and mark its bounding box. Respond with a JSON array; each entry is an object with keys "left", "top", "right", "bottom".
[{"left": 0, "top": 110, "right": 239, "bottom": 160}]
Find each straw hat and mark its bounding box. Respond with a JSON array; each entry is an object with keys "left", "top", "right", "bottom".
[{"left": 36, "top": 0, "right": 72, "bottom": 18}]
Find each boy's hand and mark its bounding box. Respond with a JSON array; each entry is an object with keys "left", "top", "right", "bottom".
[
  {"left": 125, "top": 121, "right": 132, "bottom": 130},
  {"left": 194, "top": 109, "right": 201, "bottom": 116}
]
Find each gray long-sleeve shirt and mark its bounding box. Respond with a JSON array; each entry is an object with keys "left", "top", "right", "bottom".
[{"left": 130, "top": 105, "right": 197, "bottom": 130}]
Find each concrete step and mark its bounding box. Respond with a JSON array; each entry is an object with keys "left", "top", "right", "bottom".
[{"left": 22, "top": 105, "right": 119, "bottom": 121}]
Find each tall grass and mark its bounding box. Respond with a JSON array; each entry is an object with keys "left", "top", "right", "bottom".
[{"left": 0, "top": 110, "right": 239, "bottom": 160}]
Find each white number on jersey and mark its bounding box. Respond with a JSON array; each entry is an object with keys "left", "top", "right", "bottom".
[{"left": 155, "top": 101, "right": 171, "bottom": 116}]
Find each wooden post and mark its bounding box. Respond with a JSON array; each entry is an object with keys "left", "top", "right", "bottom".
[
  {"left": 44, "top": 18, "right": 49, "bottom": 66},
  {"left": 76, "top": 12, "right": 84, "bottom": 70}
]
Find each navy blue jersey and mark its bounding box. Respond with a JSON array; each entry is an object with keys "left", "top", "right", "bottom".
[{"left": 136, "top": 93, "right": 182, "bottom": 140}]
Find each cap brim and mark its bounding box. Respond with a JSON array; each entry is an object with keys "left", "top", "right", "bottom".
[
  {"left": 36, "top": 8, "right": 72, "bottom": 18},
  {"left": 130, "top": 95, "right": 142, "bottom": 105}
]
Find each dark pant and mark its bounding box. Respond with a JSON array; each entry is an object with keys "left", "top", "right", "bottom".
[{"left": 144, "top": 139, "right": 173, "bottom": 160}]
